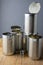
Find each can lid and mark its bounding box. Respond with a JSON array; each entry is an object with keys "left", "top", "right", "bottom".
[{"left": 29, "top": 2, "right": 41, "bottom": 14}]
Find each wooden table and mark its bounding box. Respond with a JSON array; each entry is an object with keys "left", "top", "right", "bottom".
[{"left": 0, "top": 38, "right": 43, "bottom": 65}]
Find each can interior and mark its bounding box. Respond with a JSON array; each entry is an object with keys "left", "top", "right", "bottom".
[
  {"left": 29, "top": 34, "right": 42, "bottom": 39},
  {"left": 3, "top": 32, "right": 11, "bottom": 35}
]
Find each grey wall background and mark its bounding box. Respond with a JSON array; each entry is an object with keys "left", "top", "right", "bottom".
[
  {"left": 0, "top": 0, "right": 2, "bottom": 36},
  {"left": 0, "top": 1, "right": 1, "bottom": 35},
  {"left": 0, "top": 0, "right": 43, "bottom": 36}
]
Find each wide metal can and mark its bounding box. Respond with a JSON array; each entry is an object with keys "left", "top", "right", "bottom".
[
  {"left": 29, "top": 34, "right": 42, "bottom": 60},
  {"left": 2, "top": 32, "right": 15, "bottom": 55}
]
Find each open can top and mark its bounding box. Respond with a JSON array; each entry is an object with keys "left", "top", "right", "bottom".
[
  {"left": 2, "top": 32, "right": 12, "bottom": 36},
  {"left": 11, "top": 25, "right": 21, "bottom": 29},
  {"left": 29, "top": 34, "right": 42, "bottom": 39}
]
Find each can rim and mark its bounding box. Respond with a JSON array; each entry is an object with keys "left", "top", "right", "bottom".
[
  {"left": 11, "top": 26, "right": 21, "bottom": 29},
  {"left": 3, "top": 32, "right": 11, "bottom": 35},
  {"left": 29, "top": 34, "right": 42, "bottom": 39}
]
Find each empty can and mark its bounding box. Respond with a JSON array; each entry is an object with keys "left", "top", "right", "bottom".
[
  {"left": 11, "top": 25, "right": 23, "bottom": 53},
  {"left": 29, "top": 34, "right": 42, "bottom": 60},
  {"left": 24, "top": 14, "right": 37, "bottom": 35},
  {"left": 2, "top": 32, "right": 15, "bottom": 55}
]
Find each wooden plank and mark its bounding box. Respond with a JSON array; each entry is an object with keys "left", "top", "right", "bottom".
[{"left": 0, "top": 38, "right": 2, "bottom": 47}]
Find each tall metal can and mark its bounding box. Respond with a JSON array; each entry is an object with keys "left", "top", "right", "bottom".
[
  {"left": 11, "top": 26, "right": 23, "bottom": 53},
  {"left": 15, "top": 32, "right": 22, "bottom": 52}
]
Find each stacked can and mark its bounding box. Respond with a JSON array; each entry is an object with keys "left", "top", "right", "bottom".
[
  {"left": 11, "top": 26, "right": 23, "bottom": 53},
  {"left": 24, "top": 13, "right": 37, "bottom": 52},
  {"left": 24, "top": 2, "right": 42, "bottom": 60}
]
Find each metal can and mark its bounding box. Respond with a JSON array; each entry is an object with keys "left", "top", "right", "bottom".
[
  {"left": 2, "top": 32, "right": 15, "bottom": 55},
  {"left": 29, "top": 34, "right": 42, "bottom": 60},
  {"left": 24, "top": 14, "right": 37, "bottom": 35},
  {"left": 11, "top": 26, "right": 23, "bottom": 53},
  {"left": 15, "top": 32, "right": 22, "bottom": 52}
]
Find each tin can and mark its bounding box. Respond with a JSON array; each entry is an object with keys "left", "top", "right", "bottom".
[
  {"left": 15, "top": 32, "right": 22, "bottom": 52},
  {"left": 11, "top": 26, "right": 23, "bottom": 53},
  {"left": 29, "top": 34, "right": 42, "bottom": 60},
  {"left": 2, "top": 32, "right": 15, "bottom": 55}
]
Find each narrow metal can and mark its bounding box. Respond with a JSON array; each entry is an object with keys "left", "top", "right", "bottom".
[
  {"left": 15, "top": 32, "right": 22, "bottom": 52},
  {"left": 24, "top": 14, "right": 37, "bottom": 35}
]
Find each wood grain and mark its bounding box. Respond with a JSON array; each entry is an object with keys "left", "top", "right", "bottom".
[{"left": 0, "top": 38, "right": 43, "bottom": 65}]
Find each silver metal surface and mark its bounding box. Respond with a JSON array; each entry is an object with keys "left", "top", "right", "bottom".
[
  {"left": 29, "top": 37, "right": 42, "bottom": 60},
  {"left": 15, "top": 32, "right": 22, "bottom": 51},
  {"left": 22, "top": 35, "right": 29, "bottom": 53},
  {"left": 2, "top": 33, "right": 15, "bottom": 55},
  {"left": 24, "top": 14, "right": 37, "bottom": 35}
]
